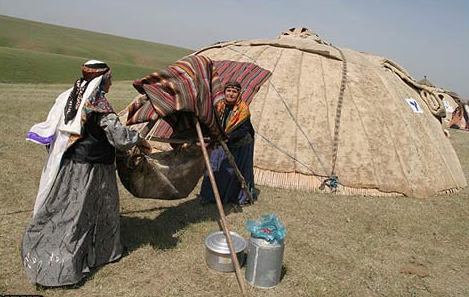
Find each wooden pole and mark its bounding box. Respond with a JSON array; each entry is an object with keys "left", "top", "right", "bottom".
[
  {"left": 219, "top": 141, "right": 254, "bottom": 204},
  {"left": 141, "top": 120, "right": 156, "bottom": 139},
  {"left": 149, "top": 135, "right": 210, "bottom": 144},
  {"left": 194, "top": 119, "right": 247, "bottom": 296}
]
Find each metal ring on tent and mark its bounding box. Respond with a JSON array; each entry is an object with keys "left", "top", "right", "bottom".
[{"left": 319, "top": 175, "right": 340, "bottom": 191}]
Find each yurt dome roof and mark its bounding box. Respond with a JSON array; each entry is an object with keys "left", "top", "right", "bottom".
[{"left": 194, "top": 27, "right": 466, "bottom": 197}]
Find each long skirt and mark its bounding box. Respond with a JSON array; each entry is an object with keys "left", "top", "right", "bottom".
[
  {"left": 199, "top": 139, "right": 255, "bottom": 205},
  {"left": 22, "top": 158, "right": 123, "bottom": 287}
]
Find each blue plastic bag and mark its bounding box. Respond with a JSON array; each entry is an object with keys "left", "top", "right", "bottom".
[{"left": 246, "top": 213, "right": 286, "bottom": 243}]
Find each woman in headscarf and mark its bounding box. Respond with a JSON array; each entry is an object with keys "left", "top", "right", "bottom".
[
  {"left": 199, "top": 81, "right": 256, "bottom": 205},
  {"left": 22, "top": 60, "right": 151, "bottom": 287}
]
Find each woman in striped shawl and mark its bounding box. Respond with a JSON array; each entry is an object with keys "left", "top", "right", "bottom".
[
  {"left": 199, "top": 81, "right": 257, "bottom": 205},
  {"left": 22, "top": 60, "right": 151, "bottom": 287}
]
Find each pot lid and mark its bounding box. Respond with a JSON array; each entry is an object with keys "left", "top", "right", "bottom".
[{"left": 205, "top": 231, "right": 247, "bottom": 254}]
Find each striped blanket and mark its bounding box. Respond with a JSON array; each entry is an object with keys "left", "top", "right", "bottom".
[
  {"left": 126, "top": 56, "right": 271, "bottom": 140},
  {"left": 129, "top": 55, "right": 224, "bottom": 139},
  {"left": 213, "top": 60, "right": 271, "bottom": 104}
]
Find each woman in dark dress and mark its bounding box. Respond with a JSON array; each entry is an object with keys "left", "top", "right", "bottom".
[{"left": 199, "top": 81, "right": 256, "bottom": 205}]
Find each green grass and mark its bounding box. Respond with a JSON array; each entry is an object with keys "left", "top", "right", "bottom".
[
  {"left": 0, "top": 82, "right": 468, "bottom": 296},
  {"left": 0, "top": 47, "right": 160, "bottom": 83},
  {"left": 0, "top": 15, "right": 193, "bottom": 83}
]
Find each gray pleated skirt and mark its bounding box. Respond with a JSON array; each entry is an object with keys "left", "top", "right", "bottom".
[{"left": 22, "top": 158, "right": 123, "bottom": 287}]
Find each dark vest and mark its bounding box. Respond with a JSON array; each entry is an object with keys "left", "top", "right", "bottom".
[{"left": 63, "top": 112, "right": 116, "bottom": 164}]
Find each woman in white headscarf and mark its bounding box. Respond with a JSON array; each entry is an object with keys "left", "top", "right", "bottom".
[{"left": 22, "top": 60, "right": 151, "bottom": 287}]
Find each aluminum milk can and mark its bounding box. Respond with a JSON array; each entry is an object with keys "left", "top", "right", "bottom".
[{"left": 244, "top": 236, "right": 284, "bottom": 288}]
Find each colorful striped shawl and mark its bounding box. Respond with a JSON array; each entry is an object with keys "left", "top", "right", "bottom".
[{"left": 216, "top": 98, "right": 251, "bottom": 134}]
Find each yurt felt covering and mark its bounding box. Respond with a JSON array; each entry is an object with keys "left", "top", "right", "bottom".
[{"left": 193, "top": 27, "right": 466, "bottom": 197}]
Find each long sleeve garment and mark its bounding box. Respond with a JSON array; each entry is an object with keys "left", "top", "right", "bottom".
[{"left": 22, "top": 112, "right": 141, "bottom": 287}]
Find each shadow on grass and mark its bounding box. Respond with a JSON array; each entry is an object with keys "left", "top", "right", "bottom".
[
  {"left": 120, "top": 197, "right": 240, "bottom": 252},
  {"left": 30, "top": 197, "right": 242, "bottom": 291}
]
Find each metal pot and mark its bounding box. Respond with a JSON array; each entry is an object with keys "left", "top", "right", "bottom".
[{"left": 205, "top": 231, "right": 247, "bottom": 272}]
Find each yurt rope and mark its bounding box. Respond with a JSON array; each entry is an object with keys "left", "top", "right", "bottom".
[
  {"left": 327, "top": 46, "right": 348, "bottom": 189},
  {"left": 256, "top": 132, "right": 328, "bottom": 177},
  {"left": 383, "top": 60, "right": 446, "bottom": 118},
  {"left": 226, "top": 46, "right": 349, "bottom": 189},
  {"left": 226, "top": 47, "right": 330, "bottom": 177}
]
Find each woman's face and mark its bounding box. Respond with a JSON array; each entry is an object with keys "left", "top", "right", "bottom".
[
  {"left": 225, "top": 87, "right": 240, "bottom": 104},
  {"left": 103, "top": 74, "right": 112, "bottom": 93}
]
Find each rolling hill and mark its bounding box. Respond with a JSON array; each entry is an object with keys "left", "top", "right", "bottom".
[{"left": 0, "top": 15, "right": 193, "bottom": 83}]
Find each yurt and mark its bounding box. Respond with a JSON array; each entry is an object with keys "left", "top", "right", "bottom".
[{"left": 192, "top": 27, "right": 466, "bottom": 197}]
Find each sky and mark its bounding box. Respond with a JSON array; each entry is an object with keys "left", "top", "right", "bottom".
[{"left": 1, "top": 0, "right": 468, "bottom": 98}]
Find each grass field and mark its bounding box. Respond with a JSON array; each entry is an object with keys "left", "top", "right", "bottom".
[
  {"left": 0, "top": 15, "right": 193, "bottom": 83},
  {"left": 0, "top": 47, "right": 160, "bottom": 83},
  {"left": 0, "top": 82, "right": 468, "bottom": 297}
]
